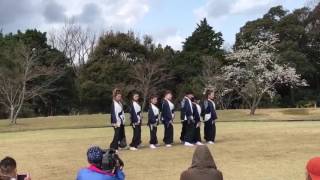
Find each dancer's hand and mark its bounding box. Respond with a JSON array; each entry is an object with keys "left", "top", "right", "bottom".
[{"left": 112, "top": 123, "right": 119, "bottom": 128}]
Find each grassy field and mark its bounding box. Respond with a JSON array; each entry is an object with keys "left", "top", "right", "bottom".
[
  {"left": 1, "top": 108, "right": 320, "bottom": 132},
  {"left": 0, "top": 122, "right": 319, "bottom": 179},
  {"left": 0, "top": 108, "right": 320, "bottom": 180}
]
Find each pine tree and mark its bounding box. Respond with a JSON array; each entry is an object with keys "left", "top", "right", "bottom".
[
  {"left": 183, "top": 18, "right": 224, "bottom": 57},
  {"left": 170, "top": 18, "right": 225, "bottom": 100}
]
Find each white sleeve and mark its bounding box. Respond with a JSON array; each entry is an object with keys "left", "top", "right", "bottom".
[
  {"left": 204, "top": 114, "right": 211, "bottom": 121},
  {"left": 114, "top": 104, "right": 121, "bottom": 125},
  {"left": 121, "top": 111, "right": 125, "bottom": 123},
  {"left": 188, "top": 99, "right": 193, "bottom": 114},
  {"left": 133, "top": 102, "right": 141, "bottom": 121},
  {"left": 197, "top": 105, "right": 201, "bottom": 115},
  {"left": 152, "top": 105, "right": 159, "bottom": 116}
]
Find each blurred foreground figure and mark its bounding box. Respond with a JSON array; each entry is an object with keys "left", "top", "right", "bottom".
[
  {"left": 306, "top": 157, "right": 320, "bottom": 180},
  {"left": 180, "top": 145, "right": 223, "bottom": 180},
  {"left": 77, "top": 146, "right": 125, "bottom": 180},
  {"left": 0, "top": 157, "right": 31, "bottom": 180}
]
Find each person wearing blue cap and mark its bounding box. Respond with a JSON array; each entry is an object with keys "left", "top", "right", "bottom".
[{"left": 76, "top": 146, "right": 125, "bottom": 180}]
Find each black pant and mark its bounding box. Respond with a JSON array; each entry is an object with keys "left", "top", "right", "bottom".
[
  {"left": 163, "top": 123, "right": 174, "bottom": 144},
  {"left": 110, "top": 124, "right": 126, "bottom": 150},
  {"left": 184, "top": 121, "right": 195, "bottom": 143},
  {"left": 149, "top": 125, "right": 158, "bottom": 145},
  {"left": 130, "top": 124, "right": 141, "bottom": 148},
  {"left": 204, "top": 121, "right": 216, "bottom": 142},
  {"left": 194, "top": 124, "right": 201, "bottom": 143},
  {"left": 180, "top": 121, "right": 187, "bottom": 142}
]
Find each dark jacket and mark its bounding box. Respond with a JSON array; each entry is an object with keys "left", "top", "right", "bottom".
[
  {"left": 180, "top": 97, "right": 193, "bottom": 121},
  {"left": 192, "top": 103, "right": 201, "bottom": 123},
  {"left": 129, "top": 101, "right": 141, "bottom": 124},
  {"left": 161, "top": 100, "right": 174, "bottom": 125},
  {"left": 180, "top": 145, "right": 223, "bottom": 180},
  {"left": 111, "top": 101, "right": 117, "bottom": 124},
  {"left": 148, "top": 104, "right": 159, "bottom": 125},
  {"left": 111, "top": 101, "right": 124, "bottom": 124},
  {"left": 201, "top": 100, "right": 217, "bottom": 122}
]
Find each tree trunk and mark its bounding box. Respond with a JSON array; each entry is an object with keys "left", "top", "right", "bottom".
[
  {"left": 250, "top": 105, "right": 257, "bottom": 115},
  {"left": 219, "top": 96, "right": 225, "bottom": 110},
  {"left": 142, "top": 94, "right": 147, "bottom": 113},
  {"left": 290, "top": 88, "right": 295, "bottom": 107},
  {"left": 12, "top": 82, "right": 26, "bottom": 124},
  {"left": 10, "top": 106, "right": 14, "bottom": 124},
  {"left": 13, "top": 103, "right": 23, "bottom": 124},
  {"left": 250, "top": 94, "right": 263, "bottom": 116}
]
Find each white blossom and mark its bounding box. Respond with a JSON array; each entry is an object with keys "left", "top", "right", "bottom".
[{"left": 223, "top": 32, "right": 308, "bottom": 114}]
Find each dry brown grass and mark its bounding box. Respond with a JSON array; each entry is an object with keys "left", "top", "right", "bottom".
[{"left": 0, "top": 121, "right": 319, "bottom": 180}]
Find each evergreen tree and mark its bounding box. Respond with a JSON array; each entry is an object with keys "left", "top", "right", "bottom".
[
  {"left": 183, "top": 18, "right": 224, "bottom": 56},
  {"left": 171, "top": 18, "right": 225, "bottom": 101}
]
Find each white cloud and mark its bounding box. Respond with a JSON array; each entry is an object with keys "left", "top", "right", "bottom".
[
  {"left": 194, "top": 0, "right": 285, "bottom": 19},
  {"left": 154, "top": 28, "right": 185, "bottom": 50},
  {"left": 114, "top": 0, "right": 150, "bottom": 25},
  {"left": 230, "top": 0, "right": 284, "bottom": 14},
  {"left": 0, "top": 0, "right": 151, "bottom": 33},
  {"left": 194, "top": 0, "right": 233, "bottom": 19},
  {"left": 161, "top": 34, "right": 184, "bottom": 51},
  {"left": 193, "top": 0, "right": 291, "bottom": 46}
]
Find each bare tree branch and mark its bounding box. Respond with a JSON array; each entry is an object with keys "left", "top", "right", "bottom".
[
  {"left": 0, "top": 42, "right": 62, "bottom": 124},
  {"left": 48, "top": 19, "right": 96, "bottom": 76},
  {"left": 130, "top": 59, "right": 174, "bottom": 110},
  {"left": 201, "top": 56, "right": 238, "bottom": 109}
]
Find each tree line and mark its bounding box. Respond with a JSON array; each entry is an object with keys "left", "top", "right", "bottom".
[{"left": 0, "top": 4, "right": 320, "bottom": 122}]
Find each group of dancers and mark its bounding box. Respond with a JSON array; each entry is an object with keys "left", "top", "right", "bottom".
[{"left": 109, "top": 88, "right": 218, "bottom": 151}]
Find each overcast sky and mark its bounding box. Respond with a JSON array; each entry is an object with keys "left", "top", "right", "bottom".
[{"left": 0, "top": 0, "right": 307, "bottom": 50}]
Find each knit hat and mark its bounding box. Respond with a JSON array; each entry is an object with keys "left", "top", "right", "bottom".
[{"left": 87, "top": 146, "right": 104, "bottom": 165}]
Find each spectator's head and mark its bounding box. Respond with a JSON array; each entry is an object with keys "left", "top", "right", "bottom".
[
  {"left": 150, "top": 94, "right": 158, "bottom": 104},
  {"left": 112, "top": 88, "right": 122, "bottom": 102},
  {"left": 0, "top": 175, "right": 10, "bottom": 180},
  {"left": 191, "top": 145, "right": 217, "bottom": 169},
  {"left": 164, "top": 90, "right": 173, "bottom": 101},
  {"left": 306, "top": 157, "right": 320, "bottom": 180},
  {"left": 87, "top": 146, "right": 104, "bottom": 167},
  {"left": 0, "top": 157, "right": 17, "bottom": 179},
  {"left": 180, "top": 145, "right": 223, "bottom": 180}
]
